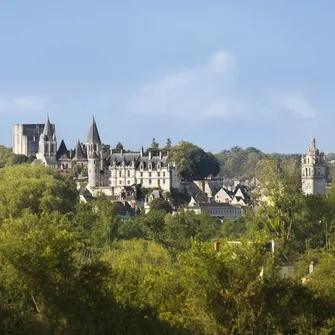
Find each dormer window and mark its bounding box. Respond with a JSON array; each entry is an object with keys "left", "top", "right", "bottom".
[
  {"left": 140, "top": 163, "right": 144, "bottom": 170},
  {"left": 157, "top": 163, "right": 161, "bottom": 169},
  {"left": 149, "top": 163, "right": 152, "bottom": 170}
]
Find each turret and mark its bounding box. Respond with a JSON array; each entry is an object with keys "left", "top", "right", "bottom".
[
  {"left": 88, "top": 150, "right": 99, "bottom": 188},
  {"left": 86, "top": 116, "right": 102, "bottom": 158},
  {"left": 86, "top": 117, "right": 102, "bottom": 188}
]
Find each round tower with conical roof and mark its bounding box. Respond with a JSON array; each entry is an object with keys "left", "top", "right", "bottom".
[{"left": 86, "top": 117, "right": 102, "bottom": 188}]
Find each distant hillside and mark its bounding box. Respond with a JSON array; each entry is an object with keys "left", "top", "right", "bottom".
[
  {"left": 215, "top": 146, "right": 302, "bottom": 180},
  {"left": 215, "top": 146, "right": 335, "bottom": 183}
]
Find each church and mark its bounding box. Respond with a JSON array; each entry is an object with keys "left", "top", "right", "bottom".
[{"left": 26, "top": 116, "right": 181, "bottom": 196}]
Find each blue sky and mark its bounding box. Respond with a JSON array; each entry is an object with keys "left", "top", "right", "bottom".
[{"left": 1, "top": 0, "right": 335, "bottom": 154}]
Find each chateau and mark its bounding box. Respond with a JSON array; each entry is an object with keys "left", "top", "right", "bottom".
[
  {"left": 13, "top": 116, "right": 181, "bottom": 196},
  {"left": 301, "top": 137, "right": 326, "bottom": 195}
]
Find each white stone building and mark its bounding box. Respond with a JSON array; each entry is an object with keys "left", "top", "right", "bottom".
[
  {"left": 13, "top": 122, "right": 55, "bottom": 156},
  {"left": 301, "top": 137, "right": 326, "bottom": 195},
  {"left": 84, "top": 118, "right": 181, "bottom": 196},
  {"left": 21, "top": 116, "right": 181, "bottom": 196},
  {"left": 186, "top": 197, "right": 242, "bottom": 219}
]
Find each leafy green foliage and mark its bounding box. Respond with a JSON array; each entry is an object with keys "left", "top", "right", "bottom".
[
  {"left": 215, "top": 146, "right": 302, "bottom": 179},
  {"left": 149, "top": 198, "right": 173, "bottom": 214},
  {"left": 171, "top": 141, "right": 220, "bottom": 180},
  {"left": 0, "top": 165, "right": 78, "bottom": 220},
  {"left": 0, "top": 145, "right": 29, "bottom": 168},
  {"left": 0, "top": 158, "right": 334, "bottom": 333}
]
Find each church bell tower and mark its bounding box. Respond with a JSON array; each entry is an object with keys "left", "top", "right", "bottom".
[{"left": 301, "top": 137, "right": 326, "bottom": 195}]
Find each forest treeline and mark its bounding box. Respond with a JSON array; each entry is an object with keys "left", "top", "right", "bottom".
[
  {"left": 0, "top": 164, "right": 334, "bottom": 333},
  {"left": 4, "top": 140, "right": 335, "bottom": 181}
]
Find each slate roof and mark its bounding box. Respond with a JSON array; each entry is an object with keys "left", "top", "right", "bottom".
[
  {"left": 107, "top": 152, "right": 170, "bottom": 170},
  {"left": 199, "top": 203, "right": 239, "bottom": 209},
  {"left": 87, "top": 117, "right": 101, "bottom": 144},
  {"left": 41, "top": 115, "right": 55, "bottom": 141},
  {"left": 57, "top": 140, "right": 69, "bottom": 160},
  {"left": 73, "top": 140, "right": 87, "bottom": 160}
]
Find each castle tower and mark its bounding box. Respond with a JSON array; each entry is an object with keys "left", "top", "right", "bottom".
[
  {"left": 37, "top": 115, "right": 57, "bottom": 166},
  {"left": 301, "top": 137, "right": 326, "bottom": 195},
  {"left": 86, "top": 117, "right": 102, "bottom": 188},
  {"left": 86, "top": 116, "right": 101, "bottom": 157}
]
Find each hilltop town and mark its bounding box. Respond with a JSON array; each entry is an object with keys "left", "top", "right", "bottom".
[{"left": 0, "top": 116, "right": 332, "bottom": 333}]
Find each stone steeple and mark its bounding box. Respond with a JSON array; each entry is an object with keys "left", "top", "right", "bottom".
[
  {"left": 41, "top": 115, "right": 53, "bottom": 141},
  {"left": 37, "top": 115, "right": 57, "bottom": 166},
  {"left": 86, "top": 116, "right": 101, "bottom": 144},
  {"left": 301, "top": 137, "right": 326, "bottom": 195},
  {"left": 86, "top": 116, "right": 102, "bottom": 159}
]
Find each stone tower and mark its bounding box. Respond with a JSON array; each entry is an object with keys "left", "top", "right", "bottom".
[
  {"left": 86, "top": 117, "right": 102, "bottom": 188},
  {"left": 301, "top": 137, "right": 326, "bottom": 195},
  {"left": 36, "top": 115, "right": 57, "bottom": 166}
]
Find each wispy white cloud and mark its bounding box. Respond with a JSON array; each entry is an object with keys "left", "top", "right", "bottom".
[
  {"left": 265, "top": 92, "right": 316, "bottom": 120},
  {"left": 0, "top": 94, "right": 52, "bottom": 114},
  {"left": 127, "top": 50, "right": 317, "bottom": 122},
  {"left": 127, "top": 50, "right": 242, "bottom": 119}
]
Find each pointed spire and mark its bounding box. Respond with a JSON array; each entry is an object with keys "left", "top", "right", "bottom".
[
  {"left": 74, "top": 140, "right": 86, "bottom": 159},
  {"left": 86, "top": 116, "right": 101, "bottom": 144},
  {"left": 42, "top": 115, "right": 53, "bottom": 140},
  {"left": 56, "top": 139, "right": 68, "bottom": 159}
]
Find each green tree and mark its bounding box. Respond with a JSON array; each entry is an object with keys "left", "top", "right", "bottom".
[
  {"left": 326, "top": 152, "right": 335, "bottom": 162},
  {"left": 151, "top": 137, "right": 160, "bottom": 155},
  {"left": 257, "top": 159, "right": 303, "bottom": 249},
  {"left": 162, "top": 211, "right": 219, "bottom": 253},
  {"left": 172, "top": 141, "right": 220, "bottom": 180},
  {"left": 0, "top": 165, "right": 78, "bottom": 220},
  {"left": 6, "top": 154, "right": 29, "bottom": 165},
  {"left": 136, "top": 210, "right": 167, "bottom": 242},
  {"left": 149, "top": 198, "right": 173, "bottom": 214},
  {"left": 115, "top": 142, "right": 124, "bottom": 152},
  {"left": 166, "top": 138, "right": 172, "bottom": 148}
]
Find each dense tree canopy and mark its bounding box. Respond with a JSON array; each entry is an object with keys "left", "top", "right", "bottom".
[
  {"left": 0, "top": 165, "right": 78, "bottom": 221},
  {"left": 171, "top": 141, "right": 220, "bottom": 180},
  {"left": 0, "top": 152, "right": 334, "bottom": 333},
  {"left": 215, "top": 146, "right": 302, "bottom": 179},
  {"left": 0, "top": 145, "right": 30, "bottom": 168}
]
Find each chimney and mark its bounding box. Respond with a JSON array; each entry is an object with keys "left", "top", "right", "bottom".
[
  {"left": 214, "top": 241, "right": 220, "bottom": 252},
  {"left": 121, "top": 149, "right": 123, "bottom": 155},
  {"left": 148, "top": 150, "right": 152, "bottom": 160},
  {"left": 159, "top": 151, "right": 162, "bottom": 159}
]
